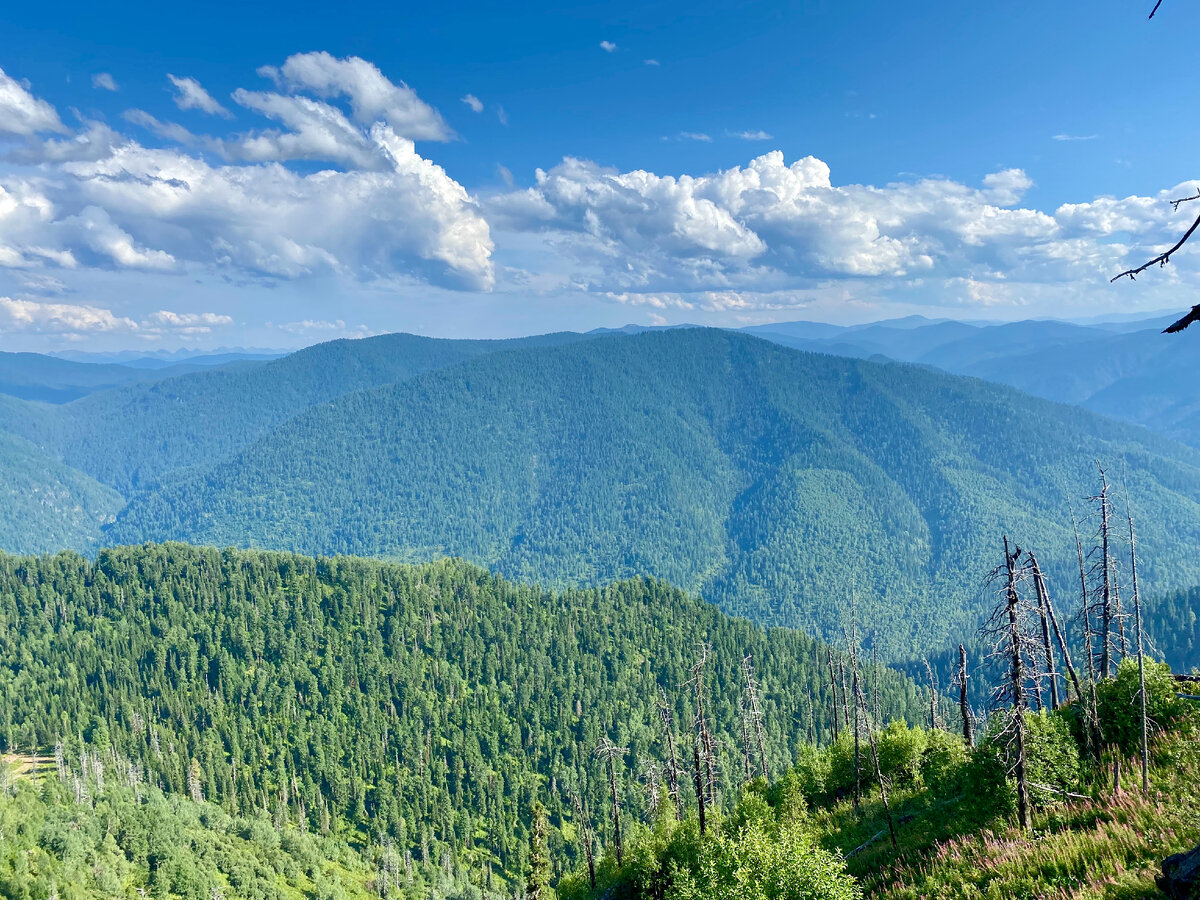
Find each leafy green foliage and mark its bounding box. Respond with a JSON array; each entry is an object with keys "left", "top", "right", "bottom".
[
  {"left": 557, "top": 798, "right": 860, "bottom": 900},
  {"left": 0, "top": 775, "right": 380, "bottom": 900},
  {"left": 1095, "top": 658, "right": 1189, "bottom": 757},
  {"left": 0, "top": 543, "right": 922, "bottom": 888}
]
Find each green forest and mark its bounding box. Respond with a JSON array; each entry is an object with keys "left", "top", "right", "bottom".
[
  {"left": 0, "top": 543, "right": 924, "bottom": 896},
  {"left": 5, "top": 330, "right": 1200, "bottom": 661}
]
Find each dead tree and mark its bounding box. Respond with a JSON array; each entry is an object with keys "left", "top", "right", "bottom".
[
  {"left": 1128, "top": 507, "right": 1151, "bottom": 794},
  {"left": 980, "top": 536, "right": 1035, "bottom": 830},
  {"left": 1028, "top": 551, "right": 1061, "bottom": 710},
  {"left": 956, "top": 645, "right": 974, "bottom": 748},
  {"left": 691, "top": 741, "right": 707, "bottom": 835},
  {"left": 1090, "top": 465, "right": 1117, "bottom": 680},
  {"left": 838, "top": 654, "right": 852, "bottom": 733},
  {"left": 655, "top": 687, "right": 685, "bottom": 820},
  {"left": 569, "top": 791, "right": 597, "bottom": 890},
  {"left": 1073, "top": 506, "right": 1104, "bottom": 761},
  {"left": 923, "top": 658, "right": 942, "bottom": 729},
  {"left": 1031, "top": 550, "right": 1081, "bottom": 703},
  {"left": 640, "top": 759, "right": 663, "bottom": 821},
  {"left": 741, "top": 653, "right": 769, "bottom": 780},
  {"left": 595, "top": 738, "right": 628, "bottom": 867},
  {"left": 689, "top": 645, "right": 718, "bottom": 807},
  {"left": 826, "top": 648, "right": 841, "bottom": 743},
  {"left": 852, "top": 658, "right": 897, "bottom": 848},
  {"left": 739, "top": 700, "right": 753, "bottom": 783}
]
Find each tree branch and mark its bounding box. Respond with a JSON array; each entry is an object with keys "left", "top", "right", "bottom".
[
  {"left": 1149, "top": 0, "right": 1164, "bottom": 19},
  {"left": 1110, "top": 208, "right": 1200, "bottom": 282}
]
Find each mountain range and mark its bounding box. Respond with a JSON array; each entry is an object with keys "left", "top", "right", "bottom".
[{"left": 3, "top": 324, "right": 1199, "bottom": 661}]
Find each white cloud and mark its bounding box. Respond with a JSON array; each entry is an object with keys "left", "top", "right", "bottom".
[
  {"left": 0, "top": 297, "right": 136, "bottom": 333},
  {"left": 1052, "top": 133, "right": 1098, "bottom": 142},
  {"left": 167, "top": 74, "right": 231, "bottom": 117},
  {"left": 497, "top": 105, "right": 508, "bottom": 126},
  {"left": 644, "top": 59, "right": 661, "bottom": 66},
  {"left": 0, "top": 297, "right": 234, "bottom": 336},
  {"left": 123, "top": 109, "right": 196, "bottom": 144},
  {"left": 600, "top": 41, "right": 617, "bottom": 52},
  {"left": 260, "top": 51, "right": 451, "bottom": 141},
  {"left": 0, "top": 62, "right": 495, "bottom": 292},
  {"left": 730, "top": 129, "right": 772, "bottom": 141},
  {"left": 461, "top": 94, "right": 483, "bottom": 113},
  {"left": 92, "top": 72, "right": 119, "bottom": 92},
  {"left": 678, "top": 132, "right": 712, "bottom": 142},
  {"left": 0, "top": 66, "right": 66, "bottom": 135},
  {"left": 489, "top": 151, "right": 1200, "bottom": 304}
]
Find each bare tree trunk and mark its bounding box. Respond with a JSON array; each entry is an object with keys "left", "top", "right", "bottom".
[
  {"left": 1129, "top": 510, "right": 1150, "bottom": 794},
  {"left": 1114, "top": 580, "right": 1129, "bottom": 661},
  {"left": 570, "top": 792, "right": 597, "bottom": 890},
  {"left": 958, "top": 645, "right": 974, "bottom": 748},
  {"left": 851, "top": 643, "right": 862, "bottom": 812},
  {"left": 853, "top": 662, "right": 897, "bottom": 848},
  {"left": 1029, "top": 552, "right": 1059, "bottom": 710},
  {"left": 692, "top": 741, "right": 706, "bottom": 836},
  {"left": 838, "top": 656, "right": 852, "bottom": 732},
  {"left": 1032, "top": 551, "right": 1076, "bottom": 704},
  {"left": 740, "top": 700, "right": 752, "bottom": 783},
  {"left": 742, "top": 654, "right": 768, "bottom": 780},
  {"left": 595, "top": 738, "right": 627, "bottom": 867},
  {"left": 1099, "top": 466, "right": 1114, "bottom": 680},
  {"left": 691, "top": 646, "right": 718, "bottom": 807},
  {"left": 656, "top": 688, "right": 685, "bottom": 820},
  {"left": 1003, "top": 536, "right": 1031, "bottom": 831},
  {"left": 923, "top": 658, "right": 940, "bottom": 730},
  {"left": 826, "top": 648, "right": 841, "bottom": 743},
  {"left": 1074, "top": 509, "right": 1102, "bottom": 760}
]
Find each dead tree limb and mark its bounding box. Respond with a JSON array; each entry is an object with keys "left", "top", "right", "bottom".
[
  {"left": 595, "top": 737, "right": 628, "bottom": 867},
  {"left": 957, "top": 645, "right": 974, "bottom": 748},
  {"left": 655, "top": 687, "right": 685, "bottom": 820},
  {"left": 1028, "top": 551, "right": 1060, "bottom": 710}
]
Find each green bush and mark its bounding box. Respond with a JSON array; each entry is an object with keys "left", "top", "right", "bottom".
[{"left": 1096, "top": 659, "right": 1190, "bottom": 758}]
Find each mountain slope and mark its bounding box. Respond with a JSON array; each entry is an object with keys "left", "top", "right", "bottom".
[
  {"left": 0, "top": 433, "right": 123, "bottom": 554},
  {"left": 747, "top": 316, "right": 1200, "bottom": 450},
  {"left": 0, "top": 331, "right": 593, "bottom": 498},
  {"left": 0, "top": 544, "right": 921, "bottom": 887},
  {"left": 108, "top": 328, "right": 1200, "bottom": 655}
]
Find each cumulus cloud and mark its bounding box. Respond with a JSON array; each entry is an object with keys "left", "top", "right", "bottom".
[
  {"left": 729, "top": 129, "right": 772, "bottom": 141},
  {"left": 0, "top": 56, "right": 495, "bottom": 293},
  {"left": 488, "top": 150, "right": 1200, "bottom": 303},
  {"left": 92, "top": 72, "right": 118, "bottom": 92},
  {"left": 259, "top": 51, "right": 451, "bottom": 141},
  {"left": 0, "top": 297, "right": 230, "bottom": 335},
  {"left": 600, "top": 41, "right": 617, "bottom": 52},
  {"left": 0, "top": 66, "right": 66, "bottom": 135},
  {"left": 168, "top": 74, "right": 231, "bottom": 117},
  {"left": 461, "top": 94, "right": 483, "bottom": 113},
  {"left": 678, "top": 132, "right": 712, "bottom": 142},
  {"left": 644, "top": 59, "right": 661, "bottom": 66}
]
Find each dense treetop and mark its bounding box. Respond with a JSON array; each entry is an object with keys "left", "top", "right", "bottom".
[{"left": 0, "top": 543, "right": 923, "bottom": 889}]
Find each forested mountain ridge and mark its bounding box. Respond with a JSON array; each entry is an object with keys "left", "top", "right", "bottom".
[
  {"left": 747, "top": 316, "right": 1200, "bottom": 450},
  {"left": 105, "top": 328, "right": 1200, "bottom": 658},
  {"left": 0, "top": 330, "right": 592, "bottom": 497},
  {"left": 0, "top": 543, "right": 923, "bottom": 893}
]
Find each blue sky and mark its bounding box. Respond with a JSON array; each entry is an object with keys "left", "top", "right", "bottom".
[{"left": 1, "top": 0, "right": 1198, "bottom": 350}]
